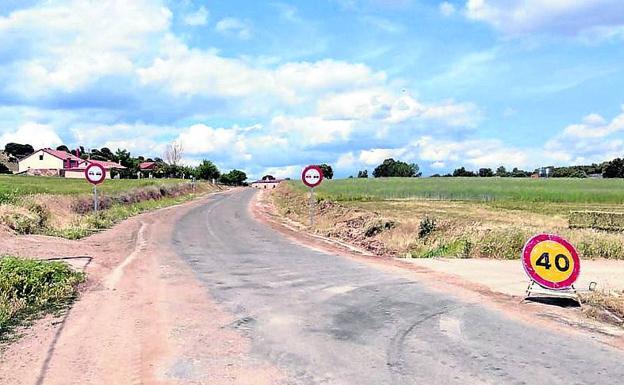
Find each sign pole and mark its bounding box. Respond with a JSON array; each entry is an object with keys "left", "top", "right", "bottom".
[
  {"left": 309, "top": 187, "right": 315, "bottom": 227},
  {"left": 93, "top": 185, "right": 98, "bottom": 214}
]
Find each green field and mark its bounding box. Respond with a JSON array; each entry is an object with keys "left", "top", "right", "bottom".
[
  {"left": 296, "top": 177, "right": 624, "bottom": 204},
  {"left": 0, "top": 175, "right": 188, "bottom": 197}
]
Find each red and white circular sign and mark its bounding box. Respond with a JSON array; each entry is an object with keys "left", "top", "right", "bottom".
[
  {"left": 85, "top": 163, "right": 106, "bottom": 185},
  {"left": 522, "top": 234, "right": 581, "bottom": 290},
  {"left": 301, "top": 165, "right": 323, "bottom": 188}
]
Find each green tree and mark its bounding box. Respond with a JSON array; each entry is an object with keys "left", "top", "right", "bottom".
[
  {"left": 4, "top": 143, "right": 34, "bottom": 159},
  {"left": 262, "top": 175, "right": 275, "bottom": 181},
  {"left": 373, "top": 158, "right": 421, "bottom": 177},
  {"left": 511, "top": 167, "right": 530, "bottom": 178},
  {"left": 56, "top": 145, "right": 70, "bottom": 152},
  {"left": 220, "top": 169, "right": 247, "bottom": 186},
  {"left": 479, "top": 168, "right": 494, "bottom": 177},
  {"left": 318, "top": 164, "right": 334, "bottom": 179},
  {"left": 495, "top": 166, "right": 508, "bottom": 177},
  {"left": 603, "top": 158, "right": 624, "bottom": 178},
  {"left": 452, "top": 167, "right": 476, "bottom": 177},
  {"left": 195, "top": 160, "right": 221, "bottom": 180}
]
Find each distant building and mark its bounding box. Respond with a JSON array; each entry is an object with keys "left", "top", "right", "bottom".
[
  {"left": 538, "top": 166, "right": 554, "bottom": 178},
  {"left": 17, "top": 148, "right": 126, "bottom": 178},
  {"left": 139, "top": 161, "right": 158, "bottom": 178},
  {"left": 139, "top": 161, "right": 156, "bottom": 171},
  {"left": 250, "top": 179, "right": 284, "bottom": 189}
]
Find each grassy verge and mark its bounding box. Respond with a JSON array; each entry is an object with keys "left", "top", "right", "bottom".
[
  {"left": 0, "top": 256, "right": 85, "bottom": 339},
  {"left": 0, "top": 175, "right": 187, "bottom": 196},
  {"left": 0, "top": 182, "right": 220, "bottom": 239},
  {"left": 47, "top": 193, "right": 200, "bottom": 239},
  {"left": 272, "top": 182, "right": 624, "bottom": 260}
]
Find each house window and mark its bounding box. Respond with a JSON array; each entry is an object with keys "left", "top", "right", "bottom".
[{"left": 39, "top": 154, "right": 44, "bottom": 160}]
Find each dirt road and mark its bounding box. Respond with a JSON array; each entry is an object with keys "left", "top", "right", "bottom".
[
  {"left": 0, "top": 190, "right": 282, "bottom": 385},
  {"left": 2, "top": 188, "right": 624, "bottom": 384}
]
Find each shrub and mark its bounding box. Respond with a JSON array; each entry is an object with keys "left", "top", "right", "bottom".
[
  {"left": 569, "top": 211, "right": 624, "bottom": 231},
  {"left": 418, "top": 216, "right": 437, "bottom": 238},
  {"left": 418, "top": 239, "right": 473, "bottom": 258},
  {"left": 478, "top": 229, "right": 529, "bottom": 259},
  {"left": 364, "top": 220, "right": 396, "bottom": 237},
  {"left": 0, "top": 256, "right": 85, "bottom": 332},
  {"left": 0, "top": 204, "right": 42, "bottom": 234}
]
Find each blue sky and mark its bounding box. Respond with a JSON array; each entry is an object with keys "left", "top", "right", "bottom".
[{"left": 0, "top": 0, "right": 623, "bottom": 178}]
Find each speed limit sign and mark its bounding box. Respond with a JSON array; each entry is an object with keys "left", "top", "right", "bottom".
[{"left": 522, "top": 234, "right": 580, "bottom": 290}]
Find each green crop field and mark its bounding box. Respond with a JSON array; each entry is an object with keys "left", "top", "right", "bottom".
[
  {"left": 0, "top": 175, "right": 188, "bottom": 197},
  {"left": 293, "top": 177, "right": 624, "bottom": 204}
]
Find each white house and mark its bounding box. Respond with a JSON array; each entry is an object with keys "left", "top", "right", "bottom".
[
  {"left": 18, "top": 148, "right": 86, "bottom": 176},
  {"left": 17, "top": 148, "right": 125, "bottom": 178}
]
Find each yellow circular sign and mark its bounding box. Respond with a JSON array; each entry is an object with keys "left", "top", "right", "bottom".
[
  {"left": 522, "top": 234, "right": 580, "bottom": 290},
  {"left": 529, "top": 241, "right": 575, "bottom": 283}
]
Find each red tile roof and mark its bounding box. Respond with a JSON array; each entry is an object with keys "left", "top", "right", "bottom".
[
  {"left": 139, "top": 161, "right": 156, "bottom": 170},
  {"left": 42, "top": 148, "right": 84, "bottom": 163},
  {"left": 87, "top": 159, "right": 126, "bottom": 169}
]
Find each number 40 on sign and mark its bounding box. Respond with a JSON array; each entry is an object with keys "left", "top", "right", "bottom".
[{"left": 522, "top": 233, "right": 581, "bottom": 291}]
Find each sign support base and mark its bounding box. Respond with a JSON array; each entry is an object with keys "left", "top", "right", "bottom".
[{"left": 523, "top": 280, "right": 582, "bottom": 306}]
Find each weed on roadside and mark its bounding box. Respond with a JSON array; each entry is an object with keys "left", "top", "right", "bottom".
[{"left": 0, "top": 256, "right": 85, "bottom": 339}]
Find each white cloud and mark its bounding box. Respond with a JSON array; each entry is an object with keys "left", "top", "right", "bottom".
[
  {"left": 137, "top": 43, "right": 275, "bottom": 99},
  {"left": 464, "top": 0, "right": 624, "bottom": 36},
  {"left": 545, "top": 107, "right": 624, "bottom": 163},
  {"left": 440, "top": 2, "right": 456, "bottom": 17},
  {"left": 0, "top": 122, "right": 62, "bottom": 149},
  {"left": 0, "top": 0, "right": 171, "bottom": 94},
  {"left": 183, "top": 6, "right": 209, "bottom": 26},
  {"left": 215, "top": 17, "right": 252, "bottom": 39},
  {"left": 138, "top": 45, "right": 388, "bottom": 108},
  {"left": 260, "top": 165, "right": 301, "bottom": 179},
  {"left": 359, "top": 148, "right": 407, "bottom": 165},
  {"left": 176, "top": 124, "right": 251, "bottom": 160},
  {"left": 275, "top": 60, "right": 386, "bottom": 97},
  {"left": 414, "top": 136, "right": 530, "bottom": 168},
  {"left": 270, "top": 116, "right": 354, "bottom": 146},
  {"left": 384, "top": 94, "right": 481, "bottom": 127},
  {"left": 336, "top": 152, "right": 357, "bottom": 168}
]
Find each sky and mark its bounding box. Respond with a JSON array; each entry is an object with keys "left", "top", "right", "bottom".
[{"left": 0, "top": 0, "right": 623, "bottom": 179}]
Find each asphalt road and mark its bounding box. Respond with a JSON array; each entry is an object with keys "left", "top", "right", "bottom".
[{"left": 173, "top": 189, "right": 624, "bottom": 385}]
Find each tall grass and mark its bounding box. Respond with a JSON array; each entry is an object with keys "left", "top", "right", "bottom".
[
  {"left": 296, "top": 177, "right": 624, "bottom": 204},
  {"left": 0, "top": 175, "right": 187, "bottom": 196}
]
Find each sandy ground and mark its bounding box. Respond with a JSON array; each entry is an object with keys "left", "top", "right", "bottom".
[
  {"left": 0, "top": 190, "right": 283, "bottom": 385},
  {"left": 404, "top": 258, "right": 624, "bottom": 296}
]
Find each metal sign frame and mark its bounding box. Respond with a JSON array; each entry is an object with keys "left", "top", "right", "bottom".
[{"left": 521, "top": 233, "right": 582, "bottom": 304}]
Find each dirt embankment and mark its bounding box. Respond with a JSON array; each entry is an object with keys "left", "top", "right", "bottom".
[
  {"left": 0, "top": 190, "right": 283, "bottom": 385},
  {"left": 270, "top": 185, "right": 398, "bottom": 256},
  {"left": 0, "top": 182, "right": 223, "bottom": 238}
]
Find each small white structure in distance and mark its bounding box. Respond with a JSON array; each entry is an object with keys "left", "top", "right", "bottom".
[{"left": 250, "top": 178, "right": 285, "bottom": 189}]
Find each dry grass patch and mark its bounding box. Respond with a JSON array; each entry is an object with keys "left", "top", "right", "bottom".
[
  {"left": 272, "top": 184, "right": 624, "bottom": 260},
  {"left": 581, "top": 290, "right": 624, "bottom": 326}
]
